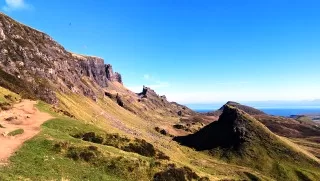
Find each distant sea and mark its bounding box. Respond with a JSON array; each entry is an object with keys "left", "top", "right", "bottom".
[{"left": 195, "top": 107, "right": 320, "bottom": 117}]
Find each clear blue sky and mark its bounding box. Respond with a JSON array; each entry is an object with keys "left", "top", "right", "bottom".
[{"left": 2, "top": 0, "right": 320, "bottom": 104}]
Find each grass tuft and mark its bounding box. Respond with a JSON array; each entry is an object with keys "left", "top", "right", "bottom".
[{"left": 8, "top": 128, "right": 24, "bottom": 136}]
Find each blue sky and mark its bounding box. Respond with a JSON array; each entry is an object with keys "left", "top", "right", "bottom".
[{"left": 2, "top": 0, "right": 320, "bottom": 104}]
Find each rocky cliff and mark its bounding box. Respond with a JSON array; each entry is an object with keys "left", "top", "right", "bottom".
[{"left": 0, "top": 12, "right": 122, "bottom": 103}]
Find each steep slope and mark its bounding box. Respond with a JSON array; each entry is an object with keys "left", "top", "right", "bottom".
[
  {"left": 0, "top": 12, "right": 196, "bottom": 122},
  {"left": 0, "top": 12, "right": 121, "bottom": 103},
  {"left": 175, "top": 105, "right": 320, "bottom": 180}
]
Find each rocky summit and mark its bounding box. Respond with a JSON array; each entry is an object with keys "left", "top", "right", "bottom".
[{"left": 206, "top": 101, "right": 266, "bottom": 116}]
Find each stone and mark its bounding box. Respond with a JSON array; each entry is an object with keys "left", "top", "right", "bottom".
[{"left": 0, "top": 28, "right": 5, "bottom": 41}]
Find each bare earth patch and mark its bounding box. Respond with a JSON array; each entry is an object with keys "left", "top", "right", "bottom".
[{"left": 0, "top": 100, "right": 53, "bottom": 164}]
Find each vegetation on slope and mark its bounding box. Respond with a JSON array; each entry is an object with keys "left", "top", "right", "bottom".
[
  {"left": 0, "top": 101, "right": 211, "bottom": 181},
  {"left": 0, "top": 87, "right": 275, "bottom": 180},
  {"left": 0, "top": 86, "right": 21, "bottom": 111}
]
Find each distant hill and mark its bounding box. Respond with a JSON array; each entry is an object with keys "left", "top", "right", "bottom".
[
  {"left": 174, "top": 105, "right": 320, "bottom": 180},
  {"left": 206, "top": 102, "right": 320, "bottom": 139},
  {"left": 206, "top": 101, "right": 265, "bottom": 116}
]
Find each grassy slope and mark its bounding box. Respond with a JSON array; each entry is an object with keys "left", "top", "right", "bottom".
[
  {"left": 0, "top": 86, "right": 21, "bottom": 104},
  {"left": 291, "top": 138, "right": 320, "bottom": 159},
  {"left": 0, "top": 102, "right": 153, "bottom": 181},
  {"left": 55, "top": 92, "right": 251, "bottom": 180},
  {"left": 0, "top": 86, "right": 273, "bottom": 180}
]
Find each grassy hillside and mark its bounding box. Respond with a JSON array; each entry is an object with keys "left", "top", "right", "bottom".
[
  {"left": 1, "top": 86, "right": 278, "bottom": 180},
  {"left": 1, "top": 83, "right": 320, "bottom": 180},
  {"left": 175, "top": 105, "right": 320, "bottom": 181}
]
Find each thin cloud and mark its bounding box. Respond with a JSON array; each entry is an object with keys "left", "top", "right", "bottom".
[{"left": 2, "top": 0, "right": 32, "bottom": 12}]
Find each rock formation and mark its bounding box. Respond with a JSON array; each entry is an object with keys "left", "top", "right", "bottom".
[
  {"left": 137, "top": 86, "right": 195, "bottom": 116},
  {"left": 106, "top": 64, "right": 123, "bottom": 84}
]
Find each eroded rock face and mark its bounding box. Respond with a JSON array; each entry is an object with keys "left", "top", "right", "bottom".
[
  {"left": 139, "top": 86, "right": 159, "bottom": 98},
  {"left": 78, "top": 55, "right": 108, "bottom": 87},
  {"left": 106, "top": 64, "right": 123, "bottom": 84},
  {"left": 0, "top": 13, "right": 122, "bottom": 103}
]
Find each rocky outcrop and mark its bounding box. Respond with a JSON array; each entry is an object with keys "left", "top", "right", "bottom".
[
  {"left": 138, "top": 86, "right": 195, "bottom": 116},
  {"left": 106, "top": 64, "right": 122, "bottom": 84},
  {"left": 0, "top": 13, "right": 122, "bottom": 103},
  {"left": 138, "top": 86, "right": 158, "bottom": 98},
  {"left": 174, "top": 105, "right": 252, "bottom": 150},
  {"left": 77, "top": 55, "right": 108, "bottom": 87}
]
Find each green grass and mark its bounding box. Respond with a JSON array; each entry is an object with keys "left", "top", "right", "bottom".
[
  {"left": 7, "top": 129, "right": 24, "bottom": 136},
  {"left": 0, "top": 136, "right": 123, "bottom": 181},
  {"left": 0, "top": 102, "right": 164, "bottom": 181},
  {"left": 0, "top": 97, "right": 245, "bottom": 181}
]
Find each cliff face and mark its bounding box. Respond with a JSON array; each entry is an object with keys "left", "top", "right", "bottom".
[
  {"left": 106, "top": 64, "right": 123, "bottom": 84},
  {"left": 0, "top": 13, "right": 122, "bottom": 103},
  {"left": 0, "top": 12, "right": 198, "bottom": 122}
]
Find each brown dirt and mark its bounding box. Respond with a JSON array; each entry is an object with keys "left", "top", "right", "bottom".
[{"left": 0, "top": 100, "right": 53, "bottom": 164}]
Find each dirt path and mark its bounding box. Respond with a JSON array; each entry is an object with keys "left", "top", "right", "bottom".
[{"left": 0, "top": 100, "right": 53, "bottom": 164}]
